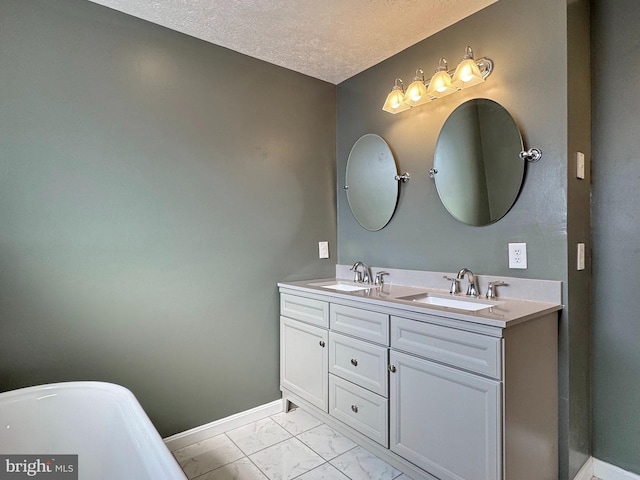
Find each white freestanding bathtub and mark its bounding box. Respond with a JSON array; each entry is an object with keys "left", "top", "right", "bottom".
[{"left": 0, "top": 382, "right": 187, "bottom": 479}]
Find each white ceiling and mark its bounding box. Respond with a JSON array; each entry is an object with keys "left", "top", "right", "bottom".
[{"left": 88, "top": 0, "right": 497, "bottom": 84}]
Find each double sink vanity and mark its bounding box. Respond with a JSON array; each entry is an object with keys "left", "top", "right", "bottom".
[{"left": 279, "top": 266, "right": 562, "bottom": 480}]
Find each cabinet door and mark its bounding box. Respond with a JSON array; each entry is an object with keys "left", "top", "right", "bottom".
[
  {"left": 389, "top": 351, "right": 501, "bottom": 480},
  {"left": 280, "top": 316, "right": 328, "bottom": 411}
]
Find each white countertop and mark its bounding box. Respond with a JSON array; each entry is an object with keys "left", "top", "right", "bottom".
[{"left": 278, "top": 278, "right": 562, "bottom": 330}]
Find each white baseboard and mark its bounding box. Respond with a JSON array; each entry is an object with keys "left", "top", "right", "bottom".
[
  {"left": 574, "top": 458, "right": 595, "bottom": 480},
  {"left": 163, "top": 399, "right": 284, "bottom": 452},
  {"left": 594, "top": 459, "right": 640, "bottom": 480},
  {"left": 574, "top": 457, "right": 640, "bottom": 480}
]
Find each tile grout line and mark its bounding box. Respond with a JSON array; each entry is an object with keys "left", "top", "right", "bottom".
[
  {"left": 257, "top": 413, "right": 351, "bottom": 480},
  {"left": 187, "top": 431, "right": 270, "bottom": 480},
  {"left": 290, "top": 427, "right": 360, "bottom": 479},
  {"left": 244, "top": 450, "right": 271, "bottom": 480},
  {"left": 289, "top": 462, "right": 331, "bottom": 480},
  {"left": 223, "top": 431, "right": 275, "bottom": 480}
]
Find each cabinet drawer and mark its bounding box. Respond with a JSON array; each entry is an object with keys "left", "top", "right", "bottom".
[
  {"left": 329, "top": 375, "right": 388, "bottom": 447},
  {"left": 391, "top": 316, "right": 502, "bottom": 379},
  {"left": 329, "top": 332, "right": 388, "bottom": 397},
  {"left": 330, "top": 304, "right": 389, "bottom": 345},
  {"left": 281, "top": 293, "right": 329, "bottom": 328}
]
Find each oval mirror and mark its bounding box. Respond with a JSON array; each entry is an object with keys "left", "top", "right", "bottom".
[
  {"left": 433, "top": 98, "right": 525, "bottom": 226},
  {"left": 346, "top": 134, "right": 399, "bottom": 231}
]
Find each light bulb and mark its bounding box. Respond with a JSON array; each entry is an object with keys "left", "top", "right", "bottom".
[{"left": 460, "top": 66, "right": 474, "bottom": 83}]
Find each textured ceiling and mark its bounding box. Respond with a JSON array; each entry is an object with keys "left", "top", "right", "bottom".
[{"left": 87, "top": 0, "right": 497, "bottom": 84}]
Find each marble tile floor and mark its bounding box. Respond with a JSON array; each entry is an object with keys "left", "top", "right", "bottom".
[{"left": 171, "top": 407, "right": 413, "bottom": 480}]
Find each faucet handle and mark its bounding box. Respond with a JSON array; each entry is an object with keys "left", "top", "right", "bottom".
[
  {"left": 443, "top": 276, "right": 460, "bottom": 295},
  {"left": 486, "top": 281, "right": 507, "bottom": 299},
  {"left": 374, "top": 271, "right": 389, "bottom": 285}
]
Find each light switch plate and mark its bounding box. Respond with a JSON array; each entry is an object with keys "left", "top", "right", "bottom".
[
  {"left": 508, "top": 243, "right": 527, "bottom": 269},
  {"left": 577, "top": 152, "right": 585, "bottom": 179},
  {"left": 577, "top": 243, "right": 585, "bottom": 270},
  {"left": 318, "top": 241, "right": 329, "bottom": 259}
]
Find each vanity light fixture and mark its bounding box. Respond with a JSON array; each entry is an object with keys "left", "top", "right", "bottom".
[
  {"left": 382, "top": 78, "right": 411, "bottom": 114},
  {"left": 382, "top": 46, "right": 494, "bottom": 114},
  {"left": 403, "top": 69, "right": 430, "bottom": 107}
]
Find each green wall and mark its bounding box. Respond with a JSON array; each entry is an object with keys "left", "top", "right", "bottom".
[
  {"left": 592, "top": 0, "right": 640, "bottom": 474},
  {"left": 336, "top": 0, "right": 590, "bottom": 478},
  {"left": 566, "top": 0, "right": 592, "bottom": 476},
  {"left": 0, "top": 0, "right": 337, "bottom": 436}
]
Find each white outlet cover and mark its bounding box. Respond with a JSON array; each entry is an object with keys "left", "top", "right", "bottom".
[
  {"left": 318, "top": 241, "right": 329, "bottom": 259},
  {"left": 508, "top": 242, "right": 527, "bottom": 269}
]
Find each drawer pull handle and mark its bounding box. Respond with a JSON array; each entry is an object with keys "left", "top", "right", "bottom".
[
  {"left": 350, "top": 359, "right": 358, "bottom": 367},
  {"left": 388, "top": 365, "right": 397, "bottom": 373},
  {"left": 351, "top": 404, "right": 359, "bottom": 413},
  {"left": 319, "top": 340, "right": 325, "bottom": 347}
]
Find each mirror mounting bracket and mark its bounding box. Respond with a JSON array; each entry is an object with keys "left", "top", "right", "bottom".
[
  {"left": 520, "top": 148, "right": 543, "bottom": 163},
  {"left": 394, "top": 172, "right": 410, "bottom": 183},
  {"left": 428, "top": 168, "right": 438, "bottom": 179}
]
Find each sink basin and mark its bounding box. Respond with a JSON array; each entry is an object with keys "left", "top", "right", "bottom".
[
  {"left": 310, "top": 282, "right": 372, "bottom": 292},
  {"left": 397, "top": 293, "right": 500, "bottom": 312}
]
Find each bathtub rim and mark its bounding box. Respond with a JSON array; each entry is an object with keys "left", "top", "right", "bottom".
[{"left": 0, "top": 380, "right": 187, "bottom": 479}]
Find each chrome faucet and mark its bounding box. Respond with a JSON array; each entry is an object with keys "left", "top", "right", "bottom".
[
  {"left": 456, "top": 268, "right": 479, "bottom": 297},
  {"left": 350, "top": 262, "right": 372, "bottom": 284}
]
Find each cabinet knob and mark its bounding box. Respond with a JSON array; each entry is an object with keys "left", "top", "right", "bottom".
[
  {"left": 388, "top": 365, "right": 397, "bottom": 373},
  {"left": 351, "top": 404, "right": 359, "bottom": 413},
  {"left": 350, "top": 358, "right": 358, "bottom": 367},
  {"left": 319, "top": 340, "right": 325, "bottom": 347}
]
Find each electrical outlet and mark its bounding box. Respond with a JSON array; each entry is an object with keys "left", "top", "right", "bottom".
[
  {"left": 508, "top": 243, "right": 527, "bottom": 269},
  {"left": 318, "top": 241, "right": 329, "bottom": 259}
]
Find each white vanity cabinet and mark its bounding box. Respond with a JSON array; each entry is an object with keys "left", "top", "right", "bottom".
[{"left": 279, "top": 284, "right": 559, "bottom": 480}]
